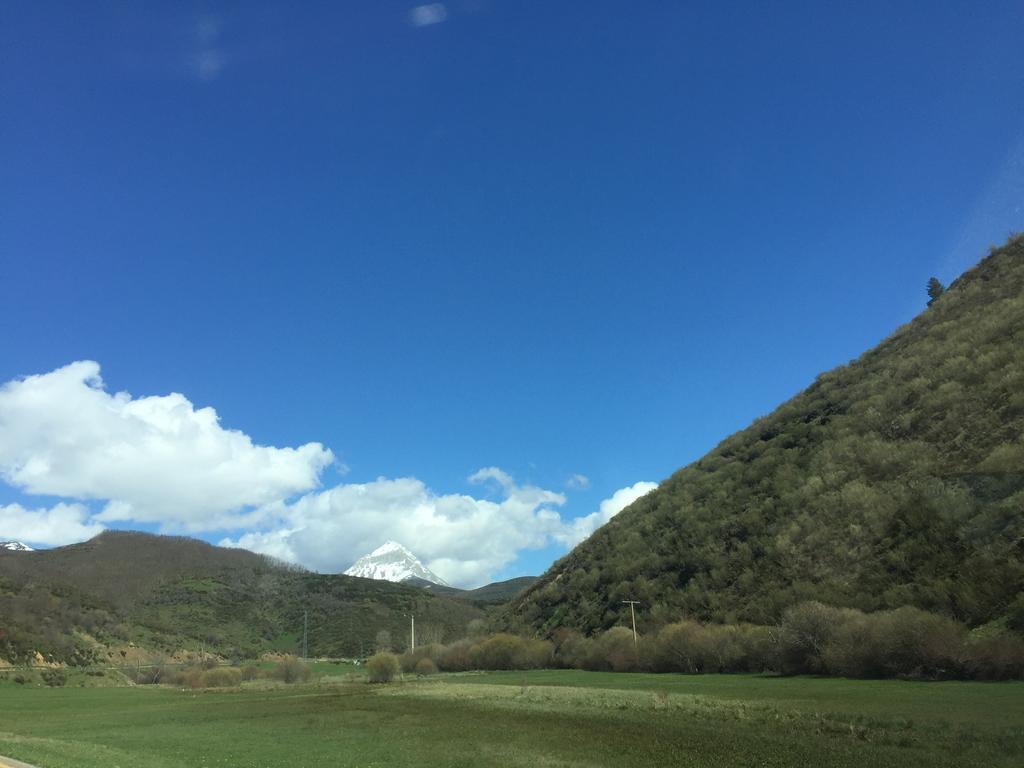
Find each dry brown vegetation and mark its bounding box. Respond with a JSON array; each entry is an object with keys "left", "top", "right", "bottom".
[{"left": 127, "top": 655, "right": 312, "bottom": 688}]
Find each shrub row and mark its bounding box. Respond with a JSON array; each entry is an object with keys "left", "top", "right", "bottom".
[
  {"left": 397, "top": 634, "right": 555, "bottom": 675},
  {"left": 566, "top": 604, "right": 1024, "bottom": 679},
  {"left": 129, "top": 655, "right": 312, "bottom": 688},
  {"left": 392, "top": 604, "right": 1023, "bottom": 680},
  {"left": 775, "top": 602, "right": 1024, "bottom": 680}
]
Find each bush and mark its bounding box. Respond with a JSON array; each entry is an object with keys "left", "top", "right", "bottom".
[
  {"left": 132, "top": 667, "right": 154, "bottom": 685},
  {"left": 779, "top": 601, "right": 844, "bottom": 674},
  {"left": 41, "top": 668, "right": 66, "bottom": 687},
  {"left": 437, "top": 640, "right": 473, "bottom": 672},
  {"left": 471, "top": 634, "right": 526, "bottom": 670},
  {"left": 414, "top": 657, "right": 438, "bottom": 676},
  {"left": 270, "top": 656, "right": 312, "bottom": 684},
  {"left": 821, "top": 610, "right": 884, "bottom": 677},
  {"left": 963, "top": 633, "right": 1024, "bottom": 680},
  {"left": 399, "top": 644, "right": 444, "bottom": 673},
  {"left": 648, "top": 621, "right": 778, "bottom": 674},
  {"left": 552, "top": 630, "right": 587, "bottom": 669},
  {"left": 514, "top": 638, "right": 554, "bottom": 670},
  {"left": 366, "top": 652, "right": 400, "bottom": 683},
  {"left": 703, "top": 624, "right": 745, "bottom": 672},
  {"left": 736, "top": 624, "right": 780, "bottom": 673},
  {"left": 591, "top": 627, "right": 639, "bottom": 672},
  {"left": 164, "top": 664, "right": 242, "bottom": 688},
  {"left": 870, "top": 607, "right": 964, "bottom": 678},
  {"left": 199, "top": 667, "right": 241, "bottom": 688},
  {"left": 653, "top": 620, "right": 712, "bottom": 673},
  {"left": 239, "top": 664, "right": 261, "bottom": 681},
  {"left": 646, "top": 623, "right": 688, "bottom": 673}
]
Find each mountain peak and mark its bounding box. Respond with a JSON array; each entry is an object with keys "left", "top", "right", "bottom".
[
  {"left": 344, "top": 541, "right": 450, "bottom": 586},
  {"left": 0, "top": 541, "right": 34, "bottom": 552},
  {"left": 370, "top": 540, "right": 410, "bottom": 557}
]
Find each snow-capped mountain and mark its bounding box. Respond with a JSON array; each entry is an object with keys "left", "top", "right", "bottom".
[
  {"left": 0, "top": 541, "right": 34, "bottom": 551},
  {"left": 343, "top": 541, "right": 450, "bottom": 586}
]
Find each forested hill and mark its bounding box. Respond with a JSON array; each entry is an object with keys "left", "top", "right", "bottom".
[
  {"left": 0, "top": 531, "right": 482, "bottom": 665},
  {"left": 505, "top": 235, "right": 1024, "bottom": 637},
  {"left": 404, "top": 575, "right": 538, "bottom": 604}
]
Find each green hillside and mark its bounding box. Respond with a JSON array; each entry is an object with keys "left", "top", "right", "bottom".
[
  {"left": 405, "top": 575, "right": 538, "bottom": 604},
  {"left": 465, "top": 576, "right": 539, "bottom": 603},
  {"left": 505, "top": 235, "right": 1024, "bottom": 636},
  {"left": 0, "top": 531, "right": 483, "bottom": 665}
]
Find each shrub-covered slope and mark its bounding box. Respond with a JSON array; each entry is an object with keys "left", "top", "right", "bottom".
[
  {"left": 405, "top": 575, "right": 538, "bottom": 604},
  {"left": 506, "top": 235, "right": 1024, "bottom": 636},
  {"left": 0, "top": 531, "right": 482, "bottom": 664}
]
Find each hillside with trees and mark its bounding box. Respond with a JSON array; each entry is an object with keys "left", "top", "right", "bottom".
[
  {"left": 404, "top": 575, "right": 538, "bottom": 604},
  {"left": 0, "top": 531, "right": 483, "bottom": 665},
  {"left": 504, "top": 235, "right": 1024, "bottom": 638}
]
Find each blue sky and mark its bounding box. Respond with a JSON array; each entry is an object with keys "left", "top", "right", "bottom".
[{"left": 1, "top": 2, "right": 1022, "bottom": 586}]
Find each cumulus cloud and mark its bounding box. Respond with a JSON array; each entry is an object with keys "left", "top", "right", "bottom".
[
  {"left": 0, "top": 362, "right": 657, "bottom": 581},
  {"left": 554, "top": 481, "right": 659, "bottom": 548},
  {"left": 0, "top": 361, "right": 333, "bottom": 531},
  {"left": 0, "top": 502, "right": 105, "bottom": 547},
  {"left": 409, "top": 3, "right": 448, "bottom": 27},
  {"left": 221, "top": 472, "right": 568, "bottom": 587},
  {"left": 222, "top": 475, "right": 658, "bottom": 587}
]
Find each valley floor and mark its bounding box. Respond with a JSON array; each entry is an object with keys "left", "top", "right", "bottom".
[{"left": 0, "top": 670, "right": 1021, "bottom": 767}]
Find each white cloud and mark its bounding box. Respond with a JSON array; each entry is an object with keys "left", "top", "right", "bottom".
[
  {"left": 221, "top": 472, "right": 568, "bottom": 587},
  {"left": 567, "top": 473, "right": 590, "bottom": 490},
  {"left": 221, "top": 474, "right": 658, "bottom": 588},
  {"left": 0, "top": 502, "right": 105, "bottom": 547},
  {"left": 0, "top": 362, "right": 658, "bottom": 583},
  {"left": 554, "top": 481, "right": 659, "bottom": 548},
  {"left": 0, "top": 361, "right": 333, "bottom": 531},
  {"left": 468, "top": 466, "right": 517, "bottom": 492},
  {"left": 409, "top": 3, "right": 448, "bottom": 27}
]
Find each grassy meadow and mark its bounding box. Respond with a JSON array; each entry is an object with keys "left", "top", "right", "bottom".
[{"left": 0, "top": 669, "right": 1021, "bottom": 767}]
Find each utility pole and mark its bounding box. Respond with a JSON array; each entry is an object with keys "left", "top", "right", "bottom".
[
  {"left": 303, "top": 610, "right": 308, "bottom": 661},
  {"left": 622, "top": 600, "right": 639, "bottom": 650}
]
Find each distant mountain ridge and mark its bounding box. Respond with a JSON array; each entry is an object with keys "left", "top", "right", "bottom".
[
  {"left": 344, "top": 541, "right": 450, "bottom": 586},
  {"left": 0, "top": 541, "right": 33, "bottom": 551},
  {"left": 404, "top": 575, "right": 538, "bottom": 604},
  {"left": 505, "top": 235, "right": 1024, "bottom": 636}
]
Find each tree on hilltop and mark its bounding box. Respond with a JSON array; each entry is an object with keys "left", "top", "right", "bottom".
[{"left": 927, "top": 277, "right": 946, "bottom": 306}]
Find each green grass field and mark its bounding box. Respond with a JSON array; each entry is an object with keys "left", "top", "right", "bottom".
[{"left": 0, "top": 671, "right": 1020, "bottom": 767}]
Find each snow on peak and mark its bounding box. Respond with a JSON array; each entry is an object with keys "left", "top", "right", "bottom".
[
  {"left": 0, "top": 541, "right": 34, "bottom": 552},
  {"left": 344, "top": 541, "right": 450, "bottom": 586},
  {"left": 369, "top": 540, "right": 409, "bottom": 557}
]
